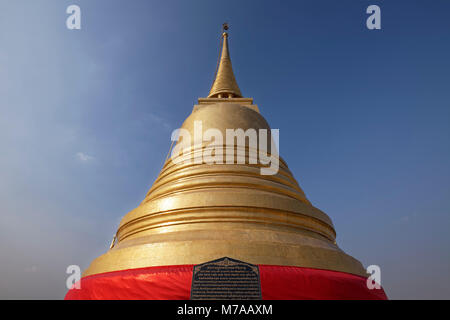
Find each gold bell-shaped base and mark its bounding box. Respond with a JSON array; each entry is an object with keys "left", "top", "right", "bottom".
[{"left": 83, "top": 100, "right": 366, "bottom": 278}]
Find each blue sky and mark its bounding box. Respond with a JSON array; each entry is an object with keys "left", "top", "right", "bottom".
[{"left": 0, "top": 0, "right": 449, "bottom": 299}]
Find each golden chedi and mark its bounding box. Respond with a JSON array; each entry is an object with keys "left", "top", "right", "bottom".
[{"left": 65, "top": 24, "right": 387, "bottom": 300}]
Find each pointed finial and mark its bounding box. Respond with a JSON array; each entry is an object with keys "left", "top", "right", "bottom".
[{"left": 208, "top": 23, "right": 242, "bottom": 98}]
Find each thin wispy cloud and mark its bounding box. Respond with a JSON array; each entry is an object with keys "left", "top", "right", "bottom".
[
  {"left": 76, "top": 152, "right": 94, "bottom": 163},
  {"left": 149, "top": 113, "right": 172, "bottom": 131},
  {"left": 143, "top": 112, "right": 173, "bottom": 131},
  {"left": 400, "top": 216, "right": 410, "bottom": 223},
  {"left": 24, "top": 266, "right": 38, "bottom": 273}
]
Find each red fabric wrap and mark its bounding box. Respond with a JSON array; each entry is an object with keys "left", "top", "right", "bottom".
[{"left": 65, "top": 264, "right": 387, "bottom": 300}]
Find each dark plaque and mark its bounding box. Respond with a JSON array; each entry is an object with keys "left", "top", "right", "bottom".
[{"left": 190, "top": 257, "right": 262, "bottom": 300}]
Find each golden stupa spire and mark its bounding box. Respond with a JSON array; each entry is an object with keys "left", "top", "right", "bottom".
[{"left": 208, "top": 23, "right": 243, "bottom": 98}]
